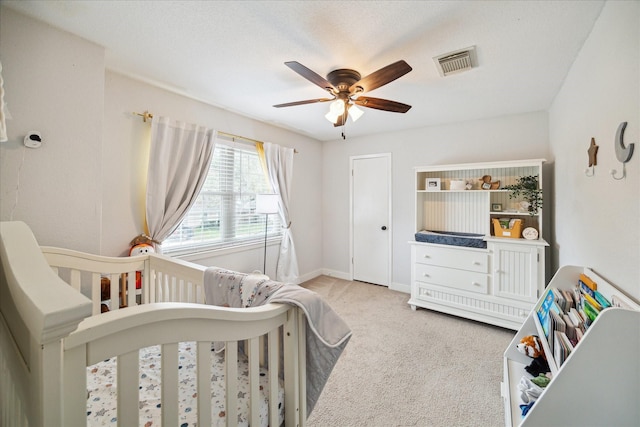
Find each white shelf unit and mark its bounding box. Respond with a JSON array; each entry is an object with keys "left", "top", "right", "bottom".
[
  {"left": 409, "top": 159, "right": 548, "bottom": 330},
  {"left": 415, "top": 159, "right": 546, "bottom": 236},
  {"left": 502, "top": 265, "right": 640, "bottom": 427}
]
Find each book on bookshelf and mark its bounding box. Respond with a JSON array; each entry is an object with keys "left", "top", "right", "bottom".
[{"left": 539, "top": 272, "right": 613, "bottom": 367}]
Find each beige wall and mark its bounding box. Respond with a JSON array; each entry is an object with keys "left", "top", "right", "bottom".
[
  {"left": 549, "top": 0, "right": 639, "bottom": 300},
  {"left": 0, "top": 7, "right": 324, "bottom": 281},
  {"left": 0, "top": 7, "right": 104, "bottom": 254}
]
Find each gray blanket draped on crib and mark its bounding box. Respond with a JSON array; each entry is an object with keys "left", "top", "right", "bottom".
[{"left": 203, "top": 268, "right": 352, "bottom": 415}]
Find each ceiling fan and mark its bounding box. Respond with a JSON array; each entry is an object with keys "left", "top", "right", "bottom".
[{"left": 274, "top": 60, "right": 413, "bottom": 128}]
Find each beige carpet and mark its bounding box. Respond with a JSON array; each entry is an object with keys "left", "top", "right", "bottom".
[{"left": 301, "top": 276, "right": 515, "bottom": 427}]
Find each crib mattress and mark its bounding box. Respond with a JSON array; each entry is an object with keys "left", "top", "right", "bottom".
[
  {"left": 86, "top": 342, "right": 284, "bottom": 427},
  {"left": 414, "top": 230, "right": 487, "bottom": 249}
]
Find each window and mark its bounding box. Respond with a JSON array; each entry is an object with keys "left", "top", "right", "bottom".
[{"left": 163, "top": 140, "right": 280, "bottom": 252}]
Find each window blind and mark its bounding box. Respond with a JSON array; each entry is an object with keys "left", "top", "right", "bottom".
[{"left": 163, "top": 141, "right": 281, "bottom": 252}]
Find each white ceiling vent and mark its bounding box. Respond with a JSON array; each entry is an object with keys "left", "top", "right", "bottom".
[{"left": 434, "top": 46, "right": 477, "bottom": 77}]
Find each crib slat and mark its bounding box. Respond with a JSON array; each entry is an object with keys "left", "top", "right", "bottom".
[
  {"left": 63, "top": 344, "right": 86, "bottom": 426},
  {"left": 268, "top": 329, "right": 279, "bottom": 427},
  {"left": 161, "top": 343, "right": 179, "bottom": 426},
  {"left": 109, "top": 273, "right": 119, "bottom": 310},
  {"left": 225, "top": 341, "right": 238, "bottom": 427},
  {"left": 148, "top": 268, "right": 156, "bottom": 303},
  {"left": 248, "top": 337, "right": 260, "bottom": 427},
  {"left": 284, "top": 309, "right": 303, "bottom": 426},
  {"left": 127, "top": 271, "right": 136, "bottom": 307},
  {"left": 69, "top": 269, "right": 81, "bottom": 292},
  {"left": 197, "top": 341, "right": 212, "bottom": 426},
  {"left": 117, "top": 350, "right": 139, "bottom": 425},
  {"left": 298, "top": 311, "right": 308, "bottom": 423},
  {"left": 91, "top": 273, "right": 101, "bottom": 315}
]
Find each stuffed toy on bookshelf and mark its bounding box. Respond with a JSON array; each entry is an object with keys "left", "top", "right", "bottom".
[{"left": 516, "top": 335, "right": 550, "bottom": 376}]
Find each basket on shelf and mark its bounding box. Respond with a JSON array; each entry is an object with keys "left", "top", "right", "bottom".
[{"left": 492, "top": 218, "right": 522, "bottom": 238}]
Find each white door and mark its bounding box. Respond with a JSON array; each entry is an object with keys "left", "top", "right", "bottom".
[{"left": 351, "top": 154, "right": 391, "bottom": 286}]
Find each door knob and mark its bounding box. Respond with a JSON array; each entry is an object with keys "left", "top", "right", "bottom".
[{"left": 381, "top": 226, "right": 387, "bottom": 230}]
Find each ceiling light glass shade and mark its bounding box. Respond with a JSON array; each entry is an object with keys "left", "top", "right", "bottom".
[
  {"left": 325, "top": 99, "right": 345, "bottom": 123},
  {"left": 348, "top": 104, "right": 364, "bottom": 122}
]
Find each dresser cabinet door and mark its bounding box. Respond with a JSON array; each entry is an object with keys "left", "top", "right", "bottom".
[{"left": 491, "top": 242, "right": 542, "bottom": 303}]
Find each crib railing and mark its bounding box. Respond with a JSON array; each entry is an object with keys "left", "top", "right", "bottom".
[
  {"left": 62, "top": 302, "right": 299, "bottom": 426},
  {"left": 42, "top": 247, "right": 208, "bottom": 314}
]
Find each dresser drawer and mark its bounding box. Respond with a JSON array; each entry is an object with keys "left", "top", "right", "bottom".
[
  {"left": 414, "top": 263, "right": 488, "bottom": 294},
  {"left": 413, "top": 244, "right": 489, "bottom": 273}
]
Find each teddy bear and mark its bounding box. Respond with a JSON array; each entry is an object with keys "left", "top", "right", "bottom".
[
  {"left": 479, "top": 175, "right": 500, "bottom": 189},
  {"left": 516, "top": 335, "right": 550, "bottom": 376}
]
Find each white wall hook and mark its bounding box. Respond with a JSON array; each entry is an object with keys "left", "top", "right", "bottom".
[
  {"left": 611, "top": 122, "right": 635, "bottom": 180},
  {"left": 610, "top": 164, "right": 626, "bottom": 180}
]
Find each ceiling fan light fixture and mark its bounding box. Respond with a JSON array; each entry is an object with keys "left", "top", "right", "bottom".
[
  {"left": 325, "top": 99, "right": 345, "bottom": 123},
  {"left": 348, "top": 104, "right": 364, "bottom": 122}
]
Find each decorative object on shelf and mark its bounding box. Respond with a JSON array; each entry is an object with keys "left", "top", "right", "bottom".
[
  {"left": 449, "top": 179, "right": 467, "bottom": 190},
  {"left": 256, "top": 193, "right": 279, "bottom": 274},
  {"left": 425, "top": 177, "right": 441, "bottom": 191},
  {"left": 585, "top": 137, "right": 598, "bottom": 177},
  {"left": 610, "top": 121, "right": 635, "bottom": 180},
  {"left": 503, "top": 175, "right": 542, "bottom": 216},
  {"left": 522, "top": 227, "right": 539, "bottom": 240},
  {"left": 479, "top": 175, "right": 500, "bottom": 189},
  {"left": 492, "top": 218, "right": 523, "bottom": 238},
  {"left": 491, "top": 203, "right": 502, "bottom": 212}
]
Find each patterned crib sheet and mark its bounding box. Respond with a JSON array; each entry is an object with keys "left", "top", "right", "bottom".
[{"left": 86, "top": 342, "right": 284, "bottom": 426}]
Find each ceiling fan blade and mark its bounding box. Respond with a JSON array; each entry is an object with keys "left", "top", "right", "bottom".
[
  {"left": 285, "top": 61, "right": 336, "bottom": 93},
  {"left": 273, "top": 98, "right": 334, "bottom": 108},
  {"left": 354, "top": 96, "right": 412, "bottom": 113},
  {"left": 349, "top": 60, "right": 412, "bottom": 94}
]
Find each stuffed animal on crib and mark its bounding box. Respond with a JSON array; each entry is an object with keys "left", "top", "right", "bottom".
[
  {"left": 129, "top": 234, "right": 158, "bottom": 288},
  {"left": 129, "top": 233, "right": 158, "bottom": 254},
  {"left": 516, "top": 335, "right": 550, "bottom": 376}
]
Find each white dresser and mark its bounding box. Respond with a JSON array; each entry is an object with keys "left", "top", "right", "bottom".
[{"left": 409, "top": 159, "right": 548, "bottom": 330}]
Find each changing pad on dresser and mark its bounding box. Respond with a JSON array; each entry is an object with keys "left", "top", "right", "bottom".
[{"left": 414, "top": 230, "right": 487, "bottom": 249}]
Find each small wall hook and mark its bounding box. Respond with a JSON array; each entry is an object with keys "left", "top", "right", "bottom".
[
  {"left": 585, "top": 137, "right": 598, "bottom": 177},
  {"left": 611, "top": 122, "right": 635, "bottom": 180},
  {"left": 610, "top": 163, "right": 626, "bottom": 180}
]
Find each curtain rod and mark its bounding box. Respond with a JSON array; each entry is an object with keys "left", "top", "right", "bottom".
[{"left": 133, "top": 111, "right": 298, "bottom": 153}]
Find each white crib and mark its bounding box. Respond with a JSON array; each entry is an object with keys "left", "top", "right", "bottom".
[{"left": 0, "top": 221, "right": 307, "bottom": 426}]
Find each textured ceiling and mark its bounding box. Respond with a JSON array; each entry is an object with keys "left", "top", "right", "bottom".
[{"left": 4, "top": 1, "right": 605, "bottom": 141}]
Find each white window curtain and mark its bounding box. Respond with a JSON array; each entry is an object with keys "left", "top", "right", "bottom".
[
  {"left": 146, "top": 116, "right": 216, "bottom": 252},
  {"left": 263, "top": 142, "right": 299, "bottom": 283}
]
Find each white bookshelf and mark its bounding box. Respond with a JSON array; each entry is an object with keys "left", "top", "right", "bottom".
[{"left": 502, "top": 265, "right": 640, "bottom": 426}]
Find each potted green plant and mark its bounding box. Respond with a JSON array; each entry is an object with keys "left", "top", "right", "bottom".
[{"left": 503, "top": 175, "right": 542, "bottom": 215}]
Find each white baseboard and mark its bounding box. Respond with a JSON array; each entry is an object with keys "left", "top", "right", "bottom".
[
  {"left": 296, "top": 269, "right": 323, "bottom": 284},
  {"left": 298, "top": 268, "right": 410, "bottom": 294},
  {"left": 320, "top": 269, "right": 352, "bottom": 281},
  {"left": 390, "top": 282, "right": 410, "bottom": 294}
]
